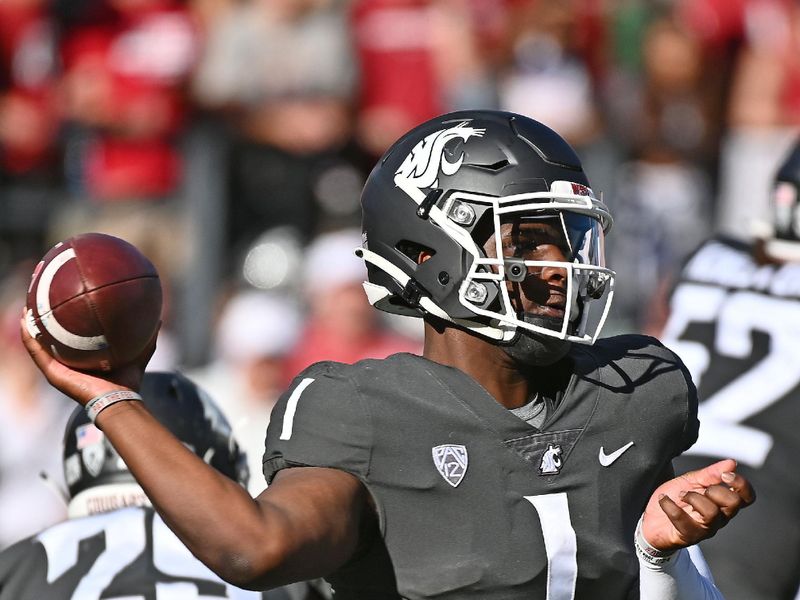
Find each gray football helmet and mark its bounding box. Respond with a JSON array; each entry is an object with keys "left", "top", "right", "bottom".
[{"left": 357, "top": 109, "right": 615, "bottom": 344}]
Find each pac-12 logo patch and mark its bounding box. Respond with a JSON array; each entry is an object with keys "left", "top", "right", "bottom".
[{"left": 432, "top": 444, "right": 468, "bottom": 487}]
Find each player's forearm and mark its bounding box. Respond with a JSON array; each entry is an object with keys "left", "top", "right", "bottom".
[
  {"left": 94, "top": 400, "right": 282, "bottom": 586},
  {"left": 94, "top": 400, "right": 366, "bottom": 590}
]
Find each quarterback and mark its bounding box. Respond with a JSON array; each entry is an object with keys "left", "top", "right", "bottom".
[{"left": 21, "top": 110, "right": 754, "bottom": 599}]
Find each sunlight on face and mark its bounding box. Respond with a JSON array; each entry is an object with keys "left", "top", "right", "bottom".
[{"left": 483, "top": 217, "right": 571, "bottom": 319}]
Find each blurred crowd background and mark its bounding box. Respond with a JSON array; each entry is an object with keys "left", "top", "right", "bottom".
[{"left": 2, "top": 0, "right": 800, "bottom": 551}]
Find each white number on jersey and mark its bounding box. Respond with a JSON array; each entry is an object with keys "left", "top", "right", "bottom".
[
  {"left": 36, "top": 507, "right": 260, "bottom": 599},
  {"left": 524, "top": 493, "right": 577, "bottom": 600},
  {"left": 662, "top": 283, "right": 800, "bottom": 467}
]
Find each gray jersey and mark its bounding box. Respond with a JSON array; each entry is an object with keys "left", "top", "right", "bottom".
[
  {"left": 264, "top": 334, "right": 698, "bottom": 599},
  {"left": 0, "top": 506, "right": 321, "bottom": 600}
]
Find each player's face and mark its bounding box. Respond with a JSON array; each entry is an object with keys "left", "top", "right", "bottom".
[{"left": 483, "top": 217, "right": 570, "bottom": 320}]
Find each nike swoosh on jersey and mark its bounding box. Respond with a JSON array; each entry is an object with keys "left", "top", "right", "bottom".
[{"left": 598, "top": 441, "right": 635, "bottom": 467}]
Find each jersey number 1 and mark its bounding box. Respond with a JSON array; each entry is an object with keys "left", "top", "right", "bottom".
[{"left": 524, "top": 492, "right": 577, "bottom": 600}]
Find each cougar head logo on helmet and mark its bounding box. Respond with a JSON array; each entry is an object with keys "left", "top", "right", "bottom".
[
  {"left": 356, "top": 109, "right": 615, "bottom": 344},
  {"left": 394, "top": 121, "right": 485, "bottom": 200}
]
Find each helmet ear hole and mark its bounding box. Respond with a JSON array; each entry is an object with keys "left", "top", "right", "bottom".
[{"left": 396, "top": 240, "right": 436, "bottom": 265}]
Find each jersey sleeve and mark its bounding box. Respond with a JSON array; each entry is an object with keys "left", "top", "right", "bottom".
[
  {"left": 641, "top": 335, "right": 700, "bottom": 458},
  {"left": 639, "top": 335, "right": 700, "bottom": 458},
  {"left": 673, "top": 349, "right": 700, "bottom": 456},
  {"left": 263, "top": 362, "right": 373, "bottom": 484},
  {"left": 590, "top": 334, "right": 700, "bottom": 459}
]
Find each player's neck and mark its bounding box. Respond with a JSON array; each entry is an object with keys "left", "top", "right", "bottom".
[{"left": 422, "top": 322, "right": 532, "bottom": 409}]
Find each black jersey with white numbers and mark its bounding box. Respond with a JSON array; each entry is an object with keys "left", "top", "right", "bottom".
[
  {"left": 663, "top": 236, "right": 800, "bottom": 600},
  {"left": 263, "top": 334, "right": 698, "bottom": 600},
  {"left": 0, "top": 506, "right": 323, "bottom": 600}
]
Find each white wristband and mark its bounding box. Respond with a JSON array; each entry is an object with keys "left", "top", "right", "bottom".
[
  {"left": 635, "top": 515, "right": 677, "bottom": 566},
  {"left": 85, "top": 390, "right": 142, "bottom": 423}
]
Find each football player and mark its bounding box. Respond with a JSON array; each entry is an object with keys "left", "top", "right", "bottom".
[
  {"left": 0, "top": 371, "right": 328, "bottom": 600},
  {"left": 662, "top": 139, "right": 800, "bottom": 600},
  {"left": 21, "top": 110, "right": 754, "bottom": 599}
]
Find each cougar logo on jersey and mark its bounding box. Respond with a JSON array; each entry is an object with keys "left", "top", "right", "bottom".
[
  {"left": 432, "top": 444, "right": 468, "bottom": 487},
  {"left": 394, "top": 121, "right": 485, "bottom": 202},
  {"left": 539, "top": 443, "right": 563, "bottom": 475}
]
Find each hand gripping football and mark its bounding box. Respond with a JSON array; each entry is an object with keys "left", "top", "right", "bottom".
[{"left": 25, "top": 233, "right": 162, "bottom": 372}]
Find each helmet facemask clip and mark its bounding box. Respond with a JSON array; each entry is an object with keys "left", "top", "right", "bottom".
[{"left": 416, "top": 188, "right": 444, "bottom": 220}]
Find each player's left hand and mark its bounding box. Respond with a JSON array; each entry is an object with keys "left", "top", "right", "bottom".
[{"left": 640, "top": 459, "right": 755, "bottom": 552}]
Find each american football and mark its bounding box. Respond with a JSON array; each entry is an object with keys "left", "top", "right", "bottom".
[{"left": 25, "top": 233, "right": 162, "bottom": 372}]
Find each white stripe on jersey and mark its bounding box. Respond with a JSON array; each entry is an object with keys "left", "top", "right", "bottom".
[{"left": 280, "top": 378, "right": 315, "bottom": 440}]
